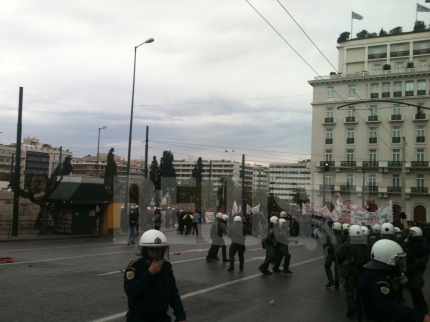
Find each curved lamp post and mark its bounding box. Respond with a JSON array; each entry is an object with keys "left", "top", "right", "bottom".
[
  {"left": 124, "top": 38, "right": 154, "bottom": 214},
  {"left": 96, "top": 126, "right": 107, "bottom": 176}
]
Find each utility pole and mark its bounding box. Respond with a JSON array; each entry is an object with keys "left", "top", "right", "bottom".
[
  {"left": 242, "top": 154, "right": 245, "bottom": 214},
  {"left": 144, "top": 126, "right": 149, "bottom": 177},
  {"left": 58, "top": 146, "right": 62, "bottom": 176},
  {"left": 361, "top": 169, "right": 365, "bottom": 208},
  {"left": 207, "top": 160, "right": 212, "bottom": 208},
  {"left": 12, "top": 87, "right": 23, "bottom": 236},
  {"left": 401, "top": 136, "right": 406, "bottom": 212},
  {"left": 322, "top": 169, "right": 326, "bottom": 209}
]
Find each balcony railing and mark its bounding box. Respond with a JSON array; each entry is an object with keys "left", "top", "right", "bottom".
[
  {"left": 325, "top": 138, "right": 333, "bottom": 144},
  {"left": 340, "top": 185, "right": 356, "bottom": 191},
  {"left": 370, "top": 93, "right": 379, "bottom": 98},
  {"left": 388, "top": 161, "right": 402, "bottom": 167},
  {"left": 382, "top": 92, "right": 390, "bottom": 98},
  {"left": 387, "top": 186, "right": 402, "bottom": 192},
  {"left": 390, "top": 50, "right": 409, "bottom": 57},
  {"left": 324, "top": 117, "right": 334, "bottom": 123},
  {"left": 368, "top": 53, "right": 387, "bottom": 59},
  {"left": 392, "top": 137, "right": 401, "bottom": 143},
  {"left": 411, "top": 161, "right": 429, "bottom": 167},
  {"left": 405, "top": 90, "right": 414, "bottom": 96},
  {"left": 367, "top": 115, "right": 379, "bottom": 121},
  {"left": 345, "top": 117, "right": 356, "bottom": 122},
  {"left": 390, "top": 114, "right": 402, "bottom": 121},
  {"left": 417, "top": 136, "right": 425, "bottom": 143},
  {"left": 362, "top": 161, "right": 379, "bottom": 167},
  {"left": 418, "top": 90, "right": 426, "bottom": 95},
  {"left": 341, "top": 161, "right": 356, "bottom": 166},
  {"left": 411, "top": 187, "right": 428, "bottom": 193},
  {"left": 369, "top": 137, "right": 377, "bottom": 143},
  {"left": 320, "top": 161, "right": 335, "bottom": 166},
  {"left": 347, "top": 138, "right": 355, "bottom": 144},
  {"left": 413, "top": 48, "right": 430, "bottom": 55},
  {"left": 364, "top": 186, "right": 379, "bottom": 192},
  {"left": 414, "top": 113, "right": 427, "bottom": 120},
  {"left": 393, "top": 91, "right": 402, "bottom": 97},
  {"left": 319, "top": 184, "right": 334, "bottom": 191}
]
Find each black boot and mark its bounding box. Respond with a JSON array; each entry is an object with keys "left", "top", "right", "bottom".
[
  {"left": 227, "top": 266, "right": 234, "bottom": 272},
  {"left": 326, "top": 280, "right": 335, "bottom": 287},
  {"left": 259, "top": 265, "right": 272, "bottom": 275}
]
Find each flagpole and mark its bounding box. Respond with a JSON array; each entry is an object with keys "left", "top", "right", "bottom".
[
  {"left": 416, "top": 3, "right": 418, "bottom": 22},
  {"left": 351, "top": 11, "right": 353, "bottom": 38}
]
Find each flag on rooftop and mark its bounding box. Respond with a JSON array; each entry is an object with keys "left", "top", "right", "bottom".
[
  {"left": 417, "top": 3, "right": 430, "bottom": 12},
  {"left": 225, "top": 150, "right": 228, "bottom": 152},
  {"left": 352, "top": 11, "right": 363, "bottom": 20},
  {"left": 232, "top": 150, "right": 235, "bottom": 152}
]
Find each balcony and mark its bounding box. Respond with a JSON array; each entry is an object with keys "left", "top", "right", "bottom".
[
  {"left": 362, "top": 160, "right": 379, "bottom": 167},
  {"left": 364, "top": 186, "right": 379, "bottom": 192},
  {"left": 382, "top": 92, "right": 390, "bottom": 98},
  {"left": 319, "top": 184, "right": 334, "bottom": 191},
  {"left": 411, "top": 161, "right": 429, "bottom": 167},
  {"left": 411, "top": 187, "right": 429, "bottom": 193},
  {"left": 390, "top": 50, "right": 409, "bottom": 57},
  {"left": 405, "top": 91, "right": 414, "bottom": 96},
  {"left": 393, "top": 91, "right": 402, "bottom": 97},
  {"left": 390, "top": 114, "right": 403, "bottom": 121},
  {"left": 368, "top": 53, "right": 387, "bottom": 59},
  {"left": 347, "top": 138, "right": 354, "bottom": 144},
  {"left": 413, "top": 113, "right": 428, "bottom": 121},
  {"left": 417, "top": 90, "right": 426, "bottom": 95},
  {"left": 320, "top": 161, "right": 335, "bottom": 166},
  {"left": 388, "top": 161, "right": 402, "bottom": 167},
  {"left": 369, "top": 137, "right": 377, "bottom": 144},
  {"left": 370, "top": 93, "right": 379, "bottom": 98},
  {"left": 392, "top": 137, "right": 401, "bottom": 143},
  {"left": 413, "top": 48, "right": 430, "bottom": 55},
  {"left": 340, "top": 185, "right": 356, "bottom": 191},
  {"left": 325, "top": 138, "right": 333, "bottom": 144},
  {"left": 387, "top": 186, "right": 402, "bottom": 192},
  {"left": 417, "top": 136, "right": 426, "bottom": 143},
  {"left": 341, "top": 161, "right": 356, "bottom": 166},
  {"left": 367, "top": 115, "right": 379, "bottom": 122},
  {"left": 324, "top": 117, "right": 335, "bottom": 124},
  {"left": 345, "top": 116, "right": 357, "bottom": 123}
]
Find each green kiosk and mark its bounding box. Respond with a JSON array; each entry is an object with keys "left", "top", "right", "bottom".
[{"left": 48, "top": 176, "right": 111, "bottom": 235}]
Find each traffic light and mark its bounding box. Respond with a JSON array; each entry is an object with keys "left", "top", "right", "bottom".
[{"left": 324, "top": 162, "right": 330, "bottom": 172}]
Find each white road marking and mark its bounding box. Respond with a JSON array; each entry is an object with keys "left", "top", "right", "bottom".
[
  {"left": 89, "top": 256, "right": 324, "bottom": 322},
  {"left": 0, "top": 242, "right": 114, "bottom": 253}
]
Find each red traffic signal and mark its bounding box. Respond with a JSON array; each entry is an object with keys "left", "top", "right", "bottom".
[{"left": 324, "top": 162, "right": 330, "bottom": 172}]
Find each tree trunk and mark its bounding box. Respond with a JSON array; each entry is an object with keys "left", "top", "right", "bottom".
[{"left": 39, "top": 202, "right": 48, "bottom": 235}]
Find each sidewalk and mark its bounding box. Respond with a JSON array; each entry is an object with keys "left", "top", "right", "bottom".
[{"left": 0, "top": 225, "right": 179, "bottom": 243}]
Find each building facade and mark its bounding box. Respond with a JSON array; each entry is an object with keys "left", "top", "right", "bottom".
[
  {"left": 309, "top": 31, "right": 430, "bottom": 223},
  {"left": 268, "top": 161, "right": 311, "bottom": 200}
]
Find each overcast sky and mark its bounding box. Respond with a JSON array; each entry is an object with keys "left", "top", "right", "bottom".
[{"left": 0, "top": 0, "right": 425, "bottom": 166}]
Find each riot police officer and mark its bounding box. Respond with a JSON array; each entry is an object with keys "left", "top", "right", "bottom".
[
  {"left": 123, "top": 230, "right": 186, "bottom": 322},
  {"left": 259, "top": 216, "right": 280, "bottom": 275},
  {"left": 227, "top": 216, "right": 254, "bottom": 272},
  {"left": 273, "top": 218, "right": 298, "bottom": 274},
  {"left": 324, "top": 221, "right": 343, "bottom": 288}
]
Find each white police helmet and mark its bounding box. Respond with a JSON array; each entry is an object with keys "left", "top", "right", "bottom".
[
  {"left": 279, "top": 218, "right": 287, "bottom": 227},
  {"left": 410, "top": 227, "right": 423, "bottom": 238},
  {"left": 381, "top": 223, "right": 395, "bottom": 235},
  {"left": 361, "top": 226, "right": 370, "bottom": 236},
  {"left": 138, "top": 229, "right": 169, "bottom": 259},
  {"left": 342, "top": 223, "right": 350, "bottom": 231},
  {"left": 364, "top": 239, "right": 406, "bottom": 269},
  {"left": 332, "top": 222, "right": 342, "bottom": 231},
  {"left": 216, "top": 212, "right": 224, "bottom": 219},
  {"left": 349, "top": 225, "right": 363, "bottom": 236},
  {"left": 372, "top": 224, "right": 381, "bottom": 234},
  {"left": 394, "top": 227, "right": 401, "bottom": 233},
  {"left": 279, "top": 211, "right": 287, "bottom": 218},
  {"left": 234, "top": 216, "right": 242, "bottom": 222},
  {"left": 270, "top": 216, "right": 279, "bottom": 224},
  {"left": 222, "top": 214, "right": 229, "bottom": 221}
]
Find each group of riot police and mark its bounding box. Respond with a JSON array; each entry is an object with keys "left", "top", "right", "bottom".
[{"left": 321, "top": 213, "right": 430, "bottom": 321}]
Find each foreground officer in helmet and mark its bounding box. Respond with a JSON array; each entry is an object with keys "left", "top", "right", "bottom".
[
  {"left": 274, "top": 218, "right": 298, "bottom": 274},
  {"left": 226, "top": 215, "right": 255, "bottom": 272},
  {"left": 356, "top": 239, "right": 430, "bottom": 322},
  {"left": 259, "top": 216, "right": 280, "bottom": 275},
  {"left": 124, "top": 230, "right": 186, "bottom": 322}
]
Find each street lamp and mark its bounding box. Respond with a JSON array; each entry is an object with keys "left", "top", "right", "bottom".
[
  {"left": 124, "top": 38, "right": 154, "bottom": 215},
  {"left": 96, "top": 126, "right": 107, "bottom": 176}
]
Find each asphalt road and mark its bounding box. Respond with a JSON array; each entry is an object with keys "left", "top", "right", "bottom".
[{"left": 1, "top": 226, "right": 429, "bottom": 322}]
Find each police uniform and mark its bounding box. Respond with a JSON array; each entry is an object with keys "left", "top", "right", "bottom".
[
  {"left": 227, "top": 219, "right": 253, "bottom": 271},
  {"left": 259, "top": 222, "right": 278, "bottom": 274},
  {"left": 324, "top": 228, "right": 343, "bottom": 287},
  {"left": 273, "top": 222, "right": 292, "bottom": 273}
]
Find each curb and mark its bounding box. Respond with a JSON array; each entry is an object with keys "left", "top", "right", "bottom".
[{"left": 0, "top": 234, "right": 114, "bottom": 243}]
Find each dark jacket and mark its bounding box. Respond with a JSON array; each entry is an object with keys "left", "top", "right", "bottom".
[
  {"left": 337, "top": 242, "right": 367, "bottom": 268},
  {"left": 129, "top": 212, "right": 138, "bottom": 226},
  {"left": 227, "top": 221, "right": 253, "bottom": 245},
  {"left": 356, "top": 268, "right": 425, "bottom": 322},
  {"left": 124, "top": 258, "right": 186, "bottom": 322},
  {"left": 264, "top": 223, "right": 277, "bottom": 246}
]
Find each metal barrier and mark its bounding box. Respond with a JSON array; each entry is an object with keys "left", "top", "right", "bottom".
[{"left": 0, "top": 219, "right": 72, "bottom": 238}]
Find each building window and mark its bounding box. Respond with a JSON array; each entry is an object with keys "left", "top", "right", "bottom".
[
  {"left": 396, "top": 62, "right": 404, "bottom": 72},
  {"left": 370, "top": 149, "right": 377, "bottom": 161},
  {"left": 348, "top": 85, "right": 356, "bottom": 96},
  {"left": 419, "top": 60, "right": 427, "bottom": 69},
  {"left": 394, "top": 82, "right": 402, "bottom": 93},
  {"left": 325, "top": 150, "right": 332, "bottom": 161},
  {"left": 419, "top": 43, "right": 428, "bottom": 50},
  {"left": 327, "top": 108, "right": 334, "bottom": 118},
  {"left": 348, "top": 107, "right": 355, "bottom": 118},
  {"left": 374, "top": 64, "right": 382, "bottom": 72},
  {"left": 327, "top": 87, "right": 334, "bottom": 97},
  {"left": 324, "top": 173, "right": 332, "bottom": 186},
  {"left": 417, "top": 149, "right": 425, "bottom": 162},
  {"left": 393, "top": 175, "right": 400, "bottom": 187},
  {"left": 396, "top": 45, "right": 404, "bottom": 52},
  {"left": 417, "top": 125, "right": 425, "bottom": 137},
  {"left": 392, "top": 149, "right": 400, "bottom": 162},
  {"left": 406, "top": 81, "right": 414, "bottom": 91},
  {"left": 417, "top": 175, "right": 425, "bottom": 187},
  {"left": 347, "top": 174, "right": 354, "bottom": 186},
  {"left": 371, "top": 83, "right": 379, "bottom": 94},
  {"left": 347, "top": 149, "right": 354, "bottom": 161},
  {"left": 374, "top": 47, "right": 382, "bottom": 54},
  {"left": 393, "top": 104, "right": 401, "bottom": 115},
  {"left": 382, "top": 82, "right": 390, "bottom": 93},
  {"left": 370, "top": 105, "right": 378, "bottom": 116},
  {"left": 417, "top": 80, "right": 426, "bottom": 94},
  {"left": 369, "top": 174, "right": 376, "bottom": 186},
  {"left": 393, "top": 126, "right": 401, "bottom": 138},
  {"left": 326, "top": 129, "right": 333, "bottom": 139},
  {"left": 347, "top": 128, "right": 355, "bottom": 139}
]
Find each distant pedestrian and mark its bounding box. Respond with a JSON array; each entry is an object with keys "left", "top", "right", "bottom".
[
  {"left": 183, "top": 212, "right": 193, "bottom": 236},
  {"left": 127, "top": 207, "right": 138, "bottom": 245},
  {"left": 192, "top": 211, "right": 200, "bottom": 236}
]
